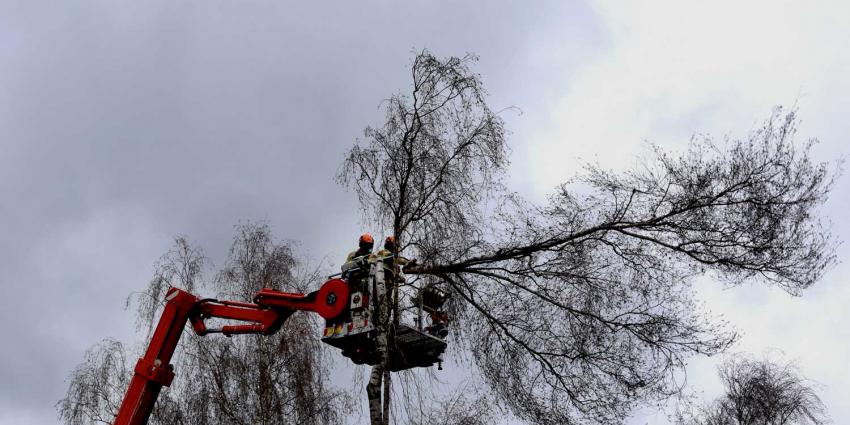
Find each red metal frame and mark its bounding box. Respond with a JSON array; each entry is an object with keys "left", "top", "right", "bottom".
[{"left": 114, "top": 279, "right": 349, "bottom": 425}]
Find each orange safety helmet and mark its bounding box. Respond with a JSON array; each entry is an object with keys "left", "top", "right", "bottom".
[
  {"left": 359, "top": 233, "right": 374, "bottom": 245},
  {"left": 384, "top": 236, "right": 396, "bottom": 250}
]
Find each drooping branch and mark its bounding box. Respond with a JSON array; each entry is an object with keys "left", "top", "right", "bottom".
[{"left": 411, "top": 109, "right": 834, "bottom": 292}]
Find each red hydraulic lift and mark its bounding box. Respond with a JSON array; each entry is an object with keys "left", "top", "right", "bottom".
[
  {"left": 114, "top": 279, "right": 348, "bottom": 425},
  {"left": 114, "top": 265, "right": 448, "bottom": 425}
]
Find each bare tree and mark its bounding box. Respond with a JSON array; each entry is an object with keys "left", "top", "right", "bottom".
[
  {"left": 58, "top": 339, "right": 131, "bottom": 425},
  {"left": 58, "top": 223, "right": 349, "bottom": 425},
  {"left": 338, "top": 50, "right": 508, "bottom": 425},
  {"left": 339, "top": 50, "right": 836, "bottom": 425},
  {"left": 677, "top": 354, "right": 829, "bottom": 425}
]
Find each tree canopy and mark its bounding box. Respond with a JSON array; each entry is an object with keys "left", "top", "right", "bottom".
[{"left": 339, "top": 50, "right": 836, "bottom": 425}]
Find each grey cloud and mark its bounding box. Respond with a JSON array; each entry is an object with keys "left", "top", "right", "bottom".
[{"left": 0, "top": 1, "right": 600, "bottom": 423}]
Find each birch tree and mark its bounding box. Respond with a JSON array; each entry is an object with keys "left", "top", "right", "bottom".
[
  {"left": 677, "top": 354, "right": 829, "bottom": 425},
  {"left": 338, "top": 51, "right": 508, "bottom": 425},
  {"left": 338, "top": 50, "right": 836, "bottom": 425}
]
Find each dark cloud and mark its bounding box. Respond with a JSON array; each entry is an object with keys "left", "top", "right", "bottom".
[{"left": 0, "top": 1, "right": 603, "bottom": 423}]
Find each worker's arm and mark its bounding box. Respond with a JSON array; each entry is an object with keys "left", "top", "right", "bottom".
[{"left": 343, "top": 252, "right": 374, "bottom": 272}]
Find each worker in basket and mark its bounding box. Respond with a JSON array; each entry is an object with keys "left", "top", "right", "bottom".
[
  {"left": 342, "top": 233, "right": 375, "bottom": 290},
  {"left": 376, "top": 235, "right": 420, "bottom": 283},
  {"left": 324, "top": 233, "right": 375, "bottom": 336}
]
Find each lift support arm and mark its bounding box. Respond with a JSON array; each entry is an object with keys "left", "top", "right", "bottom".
[{"left": 114, "top": 280, "right": 348, "bottom": 425}]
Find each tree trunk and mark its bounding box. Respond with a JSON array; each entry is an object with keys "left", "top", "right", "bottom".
[
  {"left": 367, "top": 365, "right": 384, "bottom": 425},
  {"left": 382, "top": 367, "right": 391, "bottom": 425},
  {"left": 368, "top": 260, "right": 390, "bottom": 425}
]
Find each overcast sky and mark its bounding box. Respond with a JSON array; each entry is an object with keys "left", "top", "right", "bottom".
[{"left": 1, "top": 1, "right": 848, "bottom": 424}]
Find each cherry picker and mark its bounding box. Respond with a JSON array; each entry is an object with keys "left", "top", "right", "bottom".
[{"left": 114, "top": 260, "right": 447, "bottom": 425}]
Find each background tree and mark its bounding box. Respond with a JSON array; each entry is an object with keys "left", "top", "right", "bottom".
[
  {"left": 58, "top": 339, "right": 132, "bottom": 425},
  {"left": 58, "top": 223, "right": 349, "bottom": 425},
  {"left": 339, "top": 50, "right": 836, "bottom": 425},
  {"left": 676, "top": 354, "right": 829, "bottom": 425}
]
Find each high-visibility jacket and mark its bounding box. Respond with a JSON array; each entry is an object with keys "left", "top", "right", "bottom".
[
  {"left": 374, "top": 249, "right": 409, "bottom": 267},
  {"left": 342, "top": 249, "right": 375, "bottom": 273}
]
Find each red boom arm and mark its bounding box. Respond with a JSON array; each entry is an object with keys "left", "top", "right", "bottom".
[{"left": 114, "top": 279, "right": 348, "bottom": 425}]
